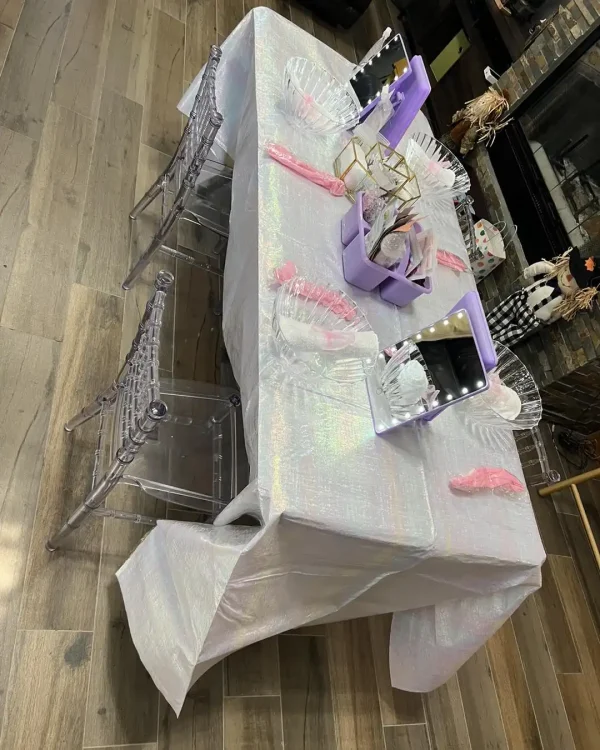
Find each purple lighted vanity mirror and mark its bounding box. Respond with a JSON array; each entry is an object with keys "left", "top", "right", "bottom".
[
  {"left": 366, "top": 304, "right": 491, "bottom": 435},
  {"left": 350, "top": 31, "right": 431, "bottom": 152},
  {"left": 351, "top": 33, "right": 412, "bottom": 112}
]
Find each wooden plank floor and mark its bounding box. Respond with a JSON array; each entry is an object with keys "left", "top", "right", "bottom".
[{"left": 0, "top": 0, "right": 598, "bottom": 748}]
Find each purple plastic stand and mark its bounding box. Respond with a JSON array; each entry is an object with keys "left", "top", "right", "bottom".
[
  {"left": 381, "top": 57, "right": 431, "bottom": 150},
  {"left": 358, "top": 56, "right": 431, "bottom": 151},
  {"left": 379, "top": 252, "right": 432, "bottom": 306},
  {"left": 448, "top": 291, "right": 497, "bottom": 372},
  {"left": 342, "top": 230, "right": 391, "bottom": 291},
  {"left": 341, "top": 192, "right": 370, "bottom": 246}
]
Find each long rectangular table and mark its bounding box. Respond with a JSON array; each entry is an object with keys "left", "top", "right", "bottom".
[{"left": 117, "top": 8, "right": 545, "bottom": 715}]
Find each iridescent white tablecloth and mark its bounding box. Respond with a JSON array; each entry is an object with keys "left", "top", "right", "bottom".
[{"left": 117, "top": 8, "right": 545, "bottom": 715}]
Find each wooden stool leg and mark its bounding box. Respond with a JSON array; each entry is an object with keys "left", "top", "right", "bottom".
[
  {"left": 539, "top": 468, "right": 600, "bottom": 571},
  {"left": 569, "top": 485, "right": 600, "bottom": 570}
]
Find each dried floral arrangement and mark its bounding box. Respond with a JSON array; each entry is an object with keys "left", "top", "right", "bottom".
[{"left": 442, "top": 88, "right": 511, "bottom": 156}]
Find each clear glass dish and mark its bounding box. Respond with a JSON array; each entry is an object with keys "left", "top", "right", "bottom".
[
  {"left": 515, "top": 427, "right": 561, "bottom": 486},
  {"left": 405, "top": 132, "right": 470, "bottom": 203},
  {"left": 283, "top": 57, "right": 360, "bottom": 135},
  {"left": 273, "top": 277, "right": 378, "bottom": 383},
  {"left": 460, "top": 342, "right": 542, "bottom": 431}
]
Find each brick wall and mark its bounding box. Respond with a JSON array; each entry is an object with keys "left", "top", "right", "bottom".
[{"left": 496, "top": 2, "right": 600, "bottom": 111}]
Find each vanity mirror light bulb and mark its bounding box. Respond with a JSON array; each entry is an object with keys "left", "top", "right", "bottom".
[
  {"left": 415, "top": 333, "right": 422, "bottom": 340},
  {"left": 432, "top": 400, "right": 439, "bottom": 407},
  {"left": 446, "top": 393, "right": 454, "bottom": 401},
  {"left": 456, "top": 312, "right": 464, "bottom": 319},
  {"left": 476, "top": 380, "right": 484, "bottom": 389},
  {"left": 443, "top": 319, "right": 449, "bottom": 326},
  {"left": 460, "top": 387, "right": 468, "bottom": 395},
  {"left": 429, "top": 326, "right": 435, "bottom": 333},
  {"left": 404, "top": 412, "right": 411, "bottom": 420}
]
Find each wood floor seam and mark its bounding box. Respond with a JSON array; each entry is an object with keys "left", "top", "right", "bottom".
[
  {"left": 484, "top": 641, "right": 511, "bottom": 749},
  {"left": 0, "top": 322, "right": 64, "bottom": 344},
  {"left": 223, "top": 694, "right": 281, "bottom": 699},
  {"left": 525, "top": 596, "right": 576, "bottom": 749},
  {"left": 278, "top": 694, "right": 285, "bottom": 750},
  {"left": 77, "top": 280, "right": 127, "bottom": 301},
  {"left": 221, "top": 658, "right": 226, "bottom": 750},
  {"left": 422, "top": 718, "right": 434, "bottom": 750},
  {"left": 455, "top": 671, "right": 474, "bottom": 750},
  {"left": 557, "top": 555, "right": 600, "bottom": 646},
  {"left": 81, "top": 517, "right": 107, "bottom": 749},
  {"left": 370, "top": 617, "right": 390, "bottom": 737},
  {"left": 17, "top": 629, "right": 95, "bottom": 633},
  {"left": 508, "top": 615, "right": 545, "bottom": 750}
]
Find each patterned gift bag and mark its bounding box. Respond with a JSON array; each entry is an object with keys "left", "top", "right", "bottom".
[{"left": 470, "top": 218, "right": 506, "bottom": 283}]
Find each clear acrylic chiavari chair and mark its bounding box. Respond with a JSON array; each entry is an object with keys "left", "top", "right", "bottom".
[
  {"left": 123, "top": 45, "right": 232, "bottom": 290},
  {"left": 46, "top": 270, "right": 243, "bottom": 551}
]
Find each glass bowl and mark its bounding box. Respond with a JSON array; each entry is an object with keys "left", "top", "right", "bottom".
[
  {"left": 283, "top": 57, "right": 360, "bottom": 135},
  {"left": 405, "top": 132, "right": 470, "bottom": 203},
  {"left": 460, "top": 342, "right": 542, "bottom": 431},
  {"left": 273, "top": 277, "right": 378, "bottom": 382}
]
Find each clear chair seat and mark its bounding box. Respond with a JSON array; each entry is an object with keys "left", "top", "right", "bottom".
[
  {"left": 172, "top": 158, "right": 232, "bottom": 238},
  {"left": 98, "top": 378, "right": 245, "bottom": 513}
]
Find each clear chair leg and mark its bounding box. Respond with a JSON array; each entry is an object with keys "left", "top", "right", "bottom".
[
  {"left": 45, "top": 466, "right": 120, "bottom": 551},
  {"left": 64, "top": 383, "right": 118, "bottom": 432},
  {"left": 122, "top": 215, "right": 179, "bottom": 290},
  {"left": 130, "top": 176, "right": 166, "bottom": 220},
  {"left": 518, "top": 426, "right": 561, "bottom": 487},
  {"left": 47, "top": 400, "right": 168, "bottom": 550}
]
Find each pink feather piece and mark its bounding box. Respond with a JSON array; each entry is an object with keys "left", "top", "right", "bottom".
[
  {"left": 449, "top": 468, "right": 525, "bottom": 495},
  {"left": 437, "top": 249, "right": 468, "bottom": 273},
  {"left": 274, "top": 260, "right": 298, "bottom": 285},
  {"left": 266, "top": 143, "right": 346, "bottom": 196}
]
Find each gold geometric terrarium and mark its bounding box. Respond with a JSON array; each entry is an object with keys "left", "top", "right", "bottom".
[
  {"left": 333, "top": 137, "right": 377, "bottom": 197},
  {"left": 366, "top": 142, "right": 421, "bottom": 211}
]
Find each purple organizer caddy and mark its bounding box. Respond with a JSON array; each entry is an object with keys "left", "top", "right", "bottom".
[
  {"left": 342, "top": 229, "right": 393, "bottom": 291},
  {"left": 340, "top": 197, "right": 432, "bottom": 303},
  {"left": 341, "top": 192, "right": 370, "bottom": 246},
  {"left": 379, "top": 251, "right": 432, "bottom": 307},
  {"left": 359, "top": 56, "right": 431, "bottom": 151}
]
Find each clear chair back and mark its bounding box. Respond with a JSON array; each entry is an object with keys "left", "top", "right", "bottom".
[{"left": 173, "top": 45, "right": 223, "bottom": 197}]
